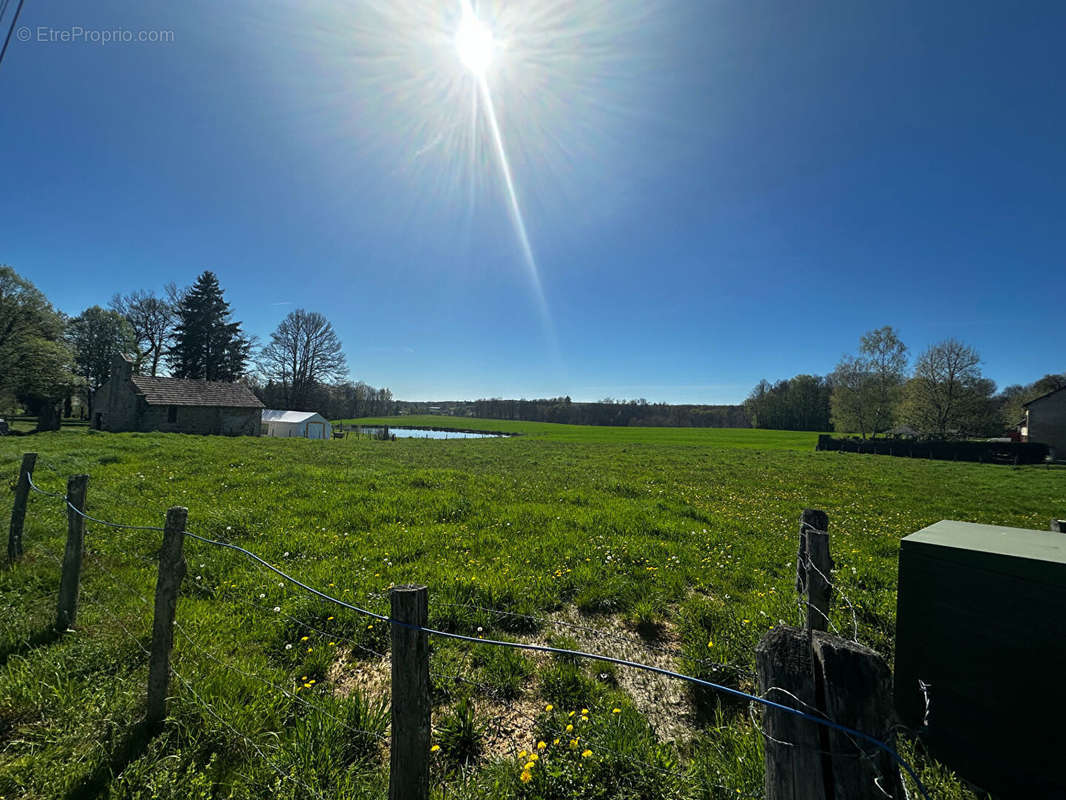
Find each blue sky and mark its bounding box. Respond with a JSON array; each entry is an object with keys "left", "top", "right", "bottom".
[{"left": 2, "top": 0, "right": 1064, "bottom": 403}]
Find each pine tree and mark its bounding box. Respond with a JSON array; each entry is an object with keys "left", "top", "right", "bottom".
[{"left": 168, "top": 271, "right": 250, "bottom": 381}]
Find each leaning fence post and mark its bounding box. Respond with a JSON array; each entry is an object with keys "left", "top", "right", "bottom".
[
  {"left": 8, "top": 452, "right": 37, "bottom": 562},
  {"left": 56, "top": 474, "right": 88, "bottom": 630},
  {"left": 796, "top": 509, "right": 832, "bottom": 632},
  {"left": 389, "top": 584, "right": 430, "bottom": 800},
  {"left": 146, "top": 506, "right": 187, "bottom": 731}
]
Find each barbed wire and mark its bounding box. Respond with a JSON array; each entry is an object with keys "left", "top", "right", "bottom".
[{"left": 12, "top": 475, "right": 931, "bottom": 800}]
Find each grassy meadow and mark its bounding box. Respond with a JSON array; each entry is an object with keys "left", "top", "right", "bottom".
[{"left": 1, "top": 419, "right": 1061, "bottom": 799}]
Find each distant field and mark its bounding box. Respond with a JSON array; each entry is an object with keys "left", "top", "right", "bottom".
[
  {"left": 2, "top": 423, "right": 1056, "bottom": 798},
  {"left": 339, "top": 415, "right": 822, "bottom": 449}
]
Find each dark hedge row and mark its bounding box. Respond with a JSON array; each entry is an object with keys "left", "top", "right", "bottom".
[{"left": 815, "top": 435, "right": 1050, "bottom": 464}]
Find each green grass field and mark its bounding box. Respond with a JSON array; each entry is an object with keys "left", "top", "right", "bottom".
[{"left": 1, "top": 420, "right": 1060, "bottom": 799}]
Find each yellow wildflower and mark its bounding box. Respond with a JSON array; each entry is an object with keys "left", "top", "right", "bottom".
[
  {"left": 612, "top": 707, "right": 621, "bottom": 714},
  {"left": 529, "top": 753, "right": 539, "bottom": 762},
  {"left": 569, "top": 738, "right": 579, "bottom": 749},
  {"left": 520, "top": 771, "right": 532, "bottom": 784},
  {"left": 581, "top": 749, "right": 592, "bottom": 758},
  {"left": 524, "top": 761, "right": 535, "bottom": 771},
  {"left": 581, "top": 708, "right": 589, "bottom": 715},
  {"left": 707, "top": 640, "right": 714, "bottom": 648},
  {"left": 518, "top": 750, "right": 527, "bottom": 759},
  {"left": 544, "top": 704, "right": 553, "bottom": 712},
  {"left": 565, "top": 724, "right": 573, "bottom": 732},
  {"left": 430, "top": 745, "right": 440, "bottom": 753},
  {"left": 537, "top": 741, "right": 546, "bottom": 750}
]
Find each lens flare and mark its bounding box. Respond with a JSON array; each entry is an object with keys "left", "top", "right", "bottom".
[{"left": 455, "top": 8, "right": 495, "bottom": 77}]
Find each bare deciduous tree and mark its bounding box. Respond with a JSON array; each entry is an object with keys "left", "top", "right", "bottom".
[
  {"left": 110, "top": 288, "right": 176, "bottom": 376},
  {"left": 258, "top": 309, "right": 347, "bottom": 409}
]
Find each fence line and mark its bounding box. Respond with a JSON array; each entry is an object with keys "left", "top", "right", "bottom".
[{"left": 11, "top": 459, "right": 932, "bottom": 800}]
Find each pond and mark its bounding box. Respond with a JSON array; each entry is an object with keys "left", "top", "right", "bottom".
[{"left": 354, "top": 426, "right": 508, "bottom": 440}]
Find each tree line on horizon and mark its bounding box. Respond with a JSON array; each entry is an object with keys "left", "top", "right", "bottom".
[
  {"left": 401, "top": 397, "right": 751, "bottom": 428},
  {"left": 744, "top": 326, "right": 1065, "bottom": 439},
  {"left": 0, "top": 266, "right": 395, "bottom": 430}
]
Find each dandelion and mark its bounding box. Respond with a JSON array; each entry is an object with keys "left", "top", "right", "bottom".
[
  {"left": 537, "top": 741, "right": 546, "bottom": 750},
  {"left": 529, "top": 753, "right": 539, "bottom": 762},
  {"left": 307, "top": 647, "right": 313, "bottom": 653},
  {"left": 581, "top": 715, "right": 588, "bottom": 723},
  {"left": 565, "top": 724, "right": 573, "bottom": 733},
  {"left": 569, "top": 738, "right": 579, "bottom": 749},
  {"left": 553, "top": 738, "right": 560, "bottom": 745},
  {"left": 612, "top": 708, "right": 621, "bottom": 714},
  {"left": 329, "top": 641, "right": 336, "bottom": 646},
  {"left": 518, "top": 750, "right": 527, "bottom": 759},
  {"left": 430, "top": 745, "right": 440, "bottom": 753},
  {"left": 581, "top": 749, "right": 592, "bottom": 758},
  {"left": 520, "top": 771, "right": 532, "bottom": 784},
  {"left": 707, "top": 640, "right": 714, "bottom": 648},
  {"left": 524, "top": 761, "right": 535, "bottom": 771},
  {"left": 581, "top": 708, "right": 589, "bottom": 715},
  {"left": 544, "top": 704, "right": 553, "bottom": 712},
  {"left": 327, "top": 616, "right": 334, "bottom": 621}
]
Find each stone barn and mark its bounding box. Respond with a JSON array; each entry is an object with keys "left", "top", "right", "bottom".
[
  {"left": 93, "top": 354, "right": 263, "bottom": 435},
  {"left": 1022, "top": 385, "right": 1066, "bottom": 459}
]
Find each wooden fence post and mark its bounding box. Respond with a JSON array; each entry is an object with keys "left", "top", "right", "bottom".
[
  {"left": 7, "top": 452, "right": 37, "bottom": 562},
  {"left": 146, "top": 506, "right": 187, "bottom": 731},
  {"left": 389, "top": 584, "right": 430, "bottom": 800},
  {"left": 760, "top": 508, "right": 901, "bottom": 799},
  {"left": 756, "top": 627, "right": 827, "bottom": 800},
  {"left": 56, "top": 474, "right": 88, "bottom": 630},
  {"left": 796, "top": 509, "right": 832, "bottom": 632}
]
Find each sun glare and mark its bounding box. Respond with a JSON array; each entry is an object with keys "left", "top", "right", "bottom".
[{"left": 455, "top": 8, "right": 495, "bottom": 77}]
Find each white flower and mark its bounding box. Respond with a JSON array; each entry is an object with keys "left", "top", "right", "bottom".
[
  {"left": 273, "top": 606, "right": 281, "bottom": 612},
  {"left": 285, "top": 644, "right": 292, "bottom": 650}
]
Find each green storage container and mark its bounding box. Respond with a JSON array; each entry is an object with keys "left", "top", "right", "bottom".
[{"left": 895, "top": 520, "right": 1066, "bottom": 797}]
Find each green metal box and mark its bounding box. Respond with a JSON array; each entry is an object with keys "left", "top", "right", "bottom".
[{"left": 895, "top": 520, "right": 1066, "bottom": 797}]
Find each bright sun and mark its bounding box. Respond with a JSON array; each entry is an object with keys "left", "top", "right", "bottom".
[{"left": 455, "top": 8, "right": 495, "bottom": 77}]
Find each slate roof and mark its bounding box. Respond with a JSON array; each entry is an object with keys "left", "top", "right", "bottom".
[
  {"left": 129, "top": 376, "right": 264, "bottom": 408},
  {"left": 1022, "top": 385, "right": 1066, "bottom": 408}
]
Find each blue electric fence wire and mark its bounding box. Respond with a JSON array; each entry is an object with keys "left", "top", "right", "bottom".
[
  {"left": 21, "top": 482, "right": 932, "bottom": 799},
  {"left": 25, "top": 473, "right": 66, "bottom": 499},
  {"left": 181, "top": 527, "right": 932, "bottom": 800}
]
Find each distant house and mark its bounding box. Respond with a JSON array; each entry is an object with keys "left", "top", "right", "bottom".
[
  {"left": 1021, "top": 386, "right": 1066, "bottom": 458},
  {"left": 93, "top": 354, "right": 263, "bottom": 436},
  {"left": 261, "top": 410, "right": 331, "bottom": 439}
]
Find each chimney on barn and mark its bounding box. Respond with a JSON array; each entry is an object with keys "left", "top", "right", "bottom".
[{"left": 111, "top": 352, "right": 135, "bottom": 383}]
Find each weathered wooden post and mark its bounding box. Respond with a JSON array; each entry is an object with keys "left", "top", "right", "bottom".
[
  {"left": 146, "top": 507, "right": 187, "bottom": 731},
  {"left": 758, "top": 509, "right": 901, "bottom": 799},
  {"left": 389, "top": 584, "right": 430, "bottom": 800},
  {"left": 7, "top": 452, "right": 37, "bottom": 562},
  {"left": 56, "top": 474, "right": 88, "bottom": 630},
  {"left": 756, "top": 627, "right": 826, "bottom": 800},
  {"left": 796, "top": 509, "right": 832, "bottom": 632}
]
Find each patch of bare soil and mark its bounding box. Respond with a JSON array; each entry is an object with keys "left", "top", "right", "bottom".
[{"left": 544, "top": 606, "right": 697, "bottom": 743}]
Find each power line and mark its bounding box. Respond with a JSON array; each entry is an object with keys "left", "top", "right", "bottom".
[{"left": 0, "top": 0, "right": 26, "bottom": 71}]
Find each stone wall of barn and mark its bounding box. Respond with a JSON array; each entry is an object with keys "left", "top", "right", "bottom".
[{"left": 135, "top": 405, "right": 261, "bottom": 436}]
